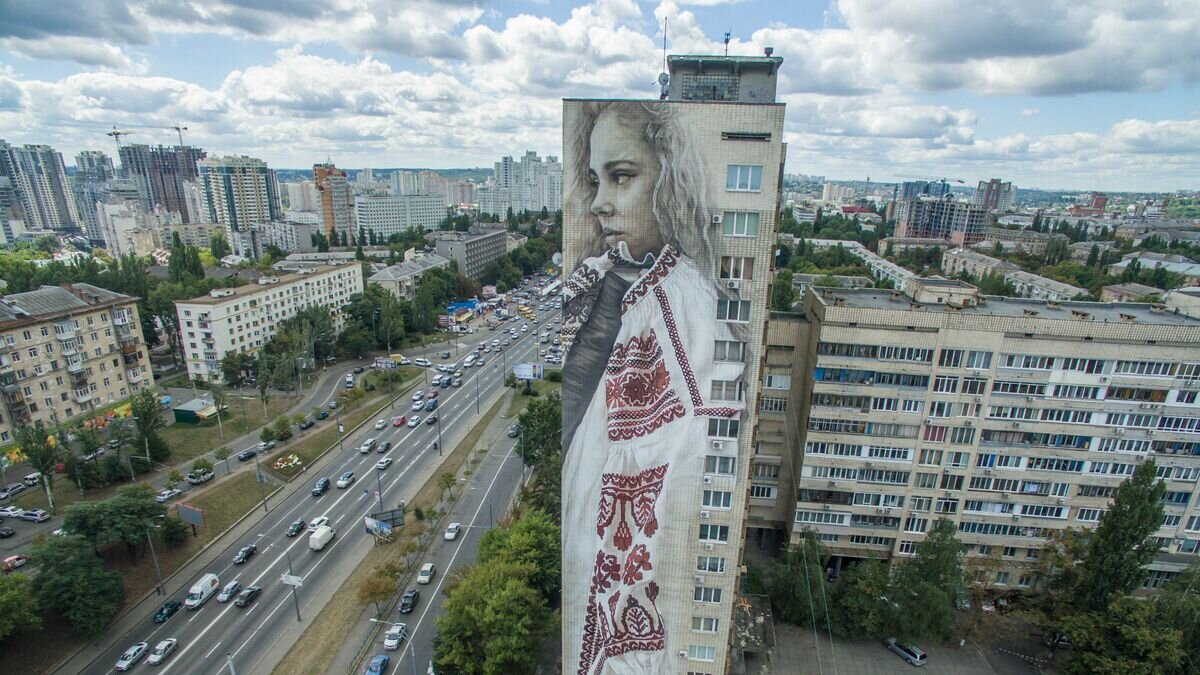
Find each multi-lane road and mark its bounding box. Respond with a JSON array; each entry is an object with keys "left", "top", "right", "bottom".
[{"left": 77, "top": 306, "right": 560, "bottom": 675}]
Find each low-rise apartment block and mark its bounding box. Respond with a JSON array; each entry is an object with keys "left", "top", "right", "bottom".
[
  {"left": 433, "top": 228, "right": 506, "bottom": 280},
  {"left": 0, "top": 284, "right": 153, "bottom": 443},
  {"left": 942, "top": 248, "right": 1020, "bottom": 279},
  {"left": 784, "top": 281, "right": 1200, "bottom": 591},
  {"left": 1003, "top": 270, "right": 1084, "bottom": 301},
  {"left": 174, "top": 263, "right": 364, "bottom": 383},
  {"left": 368, "top": 254, "right": 451, "bottom": 301}
]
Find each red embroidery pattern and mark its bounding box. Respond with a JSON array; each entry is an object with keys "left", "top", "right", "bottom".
[
  {"left": 578, "top": 465, "right": 669, "bottom": 675},
  {"left": 604, "top": 333, "right": 685, "bottom": 441},
  {"left": 621, "top": 246, "right": 679, "bottom": 315},
  {"left": 694, "top": 406, "right": 739, "bottom": 418},
  {"left": 653, "top": 286, "right": 704, "bottom": 408}
]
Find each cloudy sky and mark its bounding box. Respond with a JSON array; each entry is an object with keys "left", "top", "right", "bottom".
[{"left": 1, "top": 0, "right": 1197, "bottom": 191}]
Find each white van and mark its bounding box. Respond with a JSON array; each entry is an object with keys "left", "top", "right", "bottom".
[
  {"left": 23, "top": 473, "right": 41, "bottom": 487},
  {"left": 345, "top": 374, "right": 355, "bottom": 389},
  {"left": 463, "top": 354, "right": 477, "bottom": 368},
  {"left": 309, "top": 525, "right": 336, "bottom": 552},
  {"left": 185, "top": 573, "right": 220, "bottom": 610}
]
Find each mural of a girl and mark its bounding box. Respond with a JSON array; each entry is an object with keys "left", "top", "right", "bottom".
[{"left": 561, "top": 100, "right": 746, "bottom": 673}]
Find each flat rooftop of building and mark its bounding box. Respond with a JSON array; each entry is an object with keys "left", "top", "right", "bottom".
[
  {"left": 815, "top": 287, "right": 1200, "bottom": 326},
  {"left": 176, "top": 264, "right": 352, "bottom": 305},
  {"left": 0, "top": 283, "right": 133, "bottom": 324}
]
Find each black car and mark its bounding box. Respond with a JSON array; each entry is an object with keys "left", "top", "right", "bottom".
[
  {"left": 377, "top": 441, "right": 392, "bottom": 453},
  {"left": 0, "top": 526, "right": 15, "bottom": 538},
  {"left": 153, "top": 599, "right": 182, "bottom": 623},
  {"left": 507, "top": 424, "right": 521, "bottom": 438},
  {"left": 398, "top": 589, "right": 420, "bottom": 614},
  {"left": 312, "top": 477, "right": 330, "bottom": 496},
  {"left": 317, "top": 410, "right": 329, "bottom": 420},
  {"left": 299, "top": 420, "right": 315, "bottom": 430},
  {"left": 234, "top": 586, "right": 262, "bottom": 608},
  {"left": 353, "top": 366, "right": 365, "bottom": 374},
  {"left": 439, "top": 379, "right": 450, "bottom": 389},
  {"left": 237, "top": 449, "right": 257, "bottom": 461},
  {"left": 233, "top": 544, "right": 257, "bottom": 564},
  {"left": 286, "top": 519, "right": 305, "bottom": 537}
]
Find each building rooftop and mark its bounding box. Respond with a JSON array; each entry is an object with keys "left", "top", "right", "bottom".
[
  {"left": 176, "top": 263, "right": 353, "bottom": 305},
  {"left": 0, "top": 283, "right": 133, "bottom": 324},
  {"left": 945, "top": 247, "right": 1020, "bottom": 269},
  {"left": 1102, "top": 282, "right": 1162, "bottom": 297},
  {"left": 369, "top": 254, "right": 451, "bottom": 282},
  {"left": 1004, "top": 270, "right": 1084, "bottom": 295}
]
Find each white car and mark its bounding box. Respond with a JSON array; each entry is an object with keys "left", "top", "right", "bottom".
[
  {"left": 413, "top": 358, "right": 431, "bottom": 367},
  {"left": 375, "top": 458, "right": 393, "bottom": 471},
  {"left": 155, "top": 488, "right": 182, "bottom": 504},
  {"left": 417, "top": 562, "right": 436, "bottom": 584},
  {"left": 0, "top": 506, "right": 23, "bottom": 518},
  {"left": 398, "top": 357, "right": 412, "bottom": 365},
  {"left": 443, "top": 523, "right": 462, "bottom": 541},
  {"left": 308, "top": 516, "right": 330, "bottom": 531},
  {"left": 411, "top": 400, "right": 425, "bottom": 411},
  {"left": 412, "top": 391, "right": 424, "bottom": 401},
  {"left": 407, "top": 416, "right": 421, "bottom": 428},
  {"left": 146, "top": 638, "right": 177, "bottom": 665},
  {"left": 115, "top": 641, "right": 148, "bottom": 671},
  {"left": 336, "top": 472, "right": 355, "bottom": 488},
  {"left": 374, "top": 419, "right": 387, "bottom": 430},
  {"left": 383, "top": 623, "right": 407, "bottom": 650}
]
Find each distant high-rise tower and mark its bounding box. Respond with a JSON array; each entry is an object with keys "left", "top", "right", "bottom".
[
  {"left": 285, "top": 180, "right": 319, "bottom": 211},
  {"left": 118, "top": 144, "right": 205, "bottom": 222},
  {"left": 74, "top": 150, "right": 116, "bottom": 244},
  {"left": 970, "top": 178, "right": 1015, "bottom": 213},
  {"left": 196, "top": 155, "right": 281, "bottom": 232},
  {"left": 313, "top": 163, "right": 354, "bottom": 240},
  {"left": 0, "top": 140, "right": 80, "bottom": 232}
]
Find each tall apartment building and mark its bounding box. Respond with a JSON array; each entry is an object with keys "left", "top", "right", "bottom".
[
  {"left": 73, "top": 150, "right": 116, "bottom": 244},
  {"left": 0, "top": 141, "right": 80, "bottom": 232},
  {"left": 561, "top": 52, "right": 786, "bottom": 673},
  {"left": 196, "top": 155, "right": 282, "bottom": 233},
  {"left": 0, "top": 284, "right": 154, "bottom": 444},
  {"left": 433, "top": 228, "right": 507, "bottom": 280},
  {"left": 313, "top": 163, "right": 354, "bottom": 240},
  {"left": 285, "top": 180, "right": 318, "bottom": 212},
  {"left": 971, "top": 178, "right": 1015, "bottom": 213},
  {"left": 353, "top": 195, "right": 445, "bottom": 237},
  {"left": 477, "top": 150, "right": 563, "bottom": 216},
  {"left": 174, "top": 263, "right": 364, "bottom": 383},
  {"left": 390, "top": 170, "right": 420, "bottom": 196},
  {"left": 900, "top": 180, "right": 935, "bottom": 200},
  {"left": 787, "top": 279, "right": 1200, "bottom": 592},
  {"left": 895, "top": 197, "right": 988, "bottom": 245},
  {"left": 118, "top": 144, "right": 206, "bottom": 222}
]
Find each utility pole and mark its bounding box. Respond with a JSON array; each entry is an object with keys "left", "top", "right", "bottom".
[
  {"left": 145, "top": 523, "right": 165, "bottom": 595},
  {"left": 226, "top": 653, "right": 237, "bottom": 675},
  {"left": 253, "top": 451, "right": 268, "bottom": 514},
  {"left": 285, "top": 548, "right": 302, "bottom": 622}
]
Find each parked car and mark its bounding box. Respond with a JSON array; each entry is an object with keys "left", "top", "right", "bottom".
[
  {"left": 0, "top": 483, "right": 26, "bottom": 500},
  {"left": 0, "top": 507, "right": 22, "bottom": 518},
  {"left": 317, "top": 410, "right": 329, "bottom": 420},
  {"left": 507, "top": 424, "right": 521, "bottom": 438},
  {"left": 444, "top": 523, "right": 462, "bottom": 541},
  {"left": 234, "top": 585, "right": 262, "bottom": 608},
  {"left": 398, "top": 589, "right": 419, "bottom": 613},
  {"left": 107, "top": 439, "right": 122, "bottom": 449},
  {"left": 257, "top": 440, "right": 276, "bottom": 451},
  {"left": 413, "top": 358, "right": 431, "bottom": 367},
  {"left": 3, "top": 555, "right": 29, "bottom": 571},
  {"left": 365, "top": 654, "right": 390, "bottom": 675},
  {"left": 146, "top": 638, "right": 177, "bottom": 665},
  {"left": 114, "top": 641, "right": 148, "bottom": 671},
  {"left": 0, "top": 527, "right": 15, "bottom": 539},
  {"left": 884, "top": 638, "right": 927, "bottom": 667},
  {"left": 286, "top": 519, "right": 305, "bottom": 537},
  {"left": 238, "top": 449, "right": 259, "bottom": 461},
  {"left": 232, "top": 544, "right": 257, "bottom": 565},
  {"left": 336, "top": 471, "right": 355, "bottom": 488},
  {"left": 186, "top": 469, "right": 214, "bottom": 485},
  {"left": 152, "top": 599, "right": 182, "bottom": 623},
  {"left": 155, "top": 488, "right": 182, "bottom": 504},
  {"left": 19, "top": 509, "right": 50, "bottom": 523},
  {"left": 217, "top": 580, "right": 242, "bottom": 603},
  {"left": 299, "top": 419, "right": 315, "bottom": 430},
  {"left": 312, "top": 477, "right": 331, "bottom": 496}
]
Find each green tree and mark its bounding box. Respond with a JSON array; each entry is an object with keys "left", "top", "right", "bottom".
[
  {"left": 160, "top": 516, "right": 188, "bottom": 547},
  {"left": 522, "top": 451, "right": 561, "bottom": 523},
  {"left": 129, "top": 389, "right": 169, "bottom": 463},
  {"left": 772, "top": 270, "right": 797, "bottom": 310},
  {"left": 515, "top": 394, "right": 561, "bottom": 467},
  {"left": 210, "top": 231, "right": 231, "bottom": 260},
  {"left": 356, "top": 572, "right": 394, "bottom": 617},
  {"left": 476, "top": 508, "right": 561, "bottom": 601},
  {"left": 165, "top": 468, "right": 184, "bottom": 490},
  {"left": 1151, "top": 562, "right": 1200, "bottom": 673},
  {"left": 437, "top": 472, "right": 457, "bottom": 500},
  {"left": 209, "top": 384, "right": 228, "bottom": 439},
  {"left": 764, "top": 531, "right": 830, "bottom": 628},
  {"left": 191, "top": 458, "right": 214, "bottom": 475},
  {"left": 0, "top": 573, "right": 40, "bottom": 640},
  {"left": 830, "top": 558, "right": 893, "bottom": 638},
  {"left": 214, "top": 447, "right": 232, "bottom": 474},
  {"left": 896, "top": 518, "right": 965, "bottom": 591},
  {"left": 1086, "top": 244, "right": 1100, "bottom": 268},
  {"left": 260, "top": 427, "right": 276, "bottom": 444},
  {"left": 1062, "top": 596, "right": 1185, "bottom": 675},
  {"left": 1077, "top": 459, "right": 1165, "bottom": 611},
  {"left": 29, "top": 535, "right": 124, "bottom": 637},
  {"left": 14, "top": 421, "right": 60, "bottom": 513}
]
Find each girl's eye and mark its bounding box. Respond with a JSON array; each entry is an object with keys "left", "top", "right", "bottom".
[{"left": 613, "top": 172, "right": 633, "bottom": 185}]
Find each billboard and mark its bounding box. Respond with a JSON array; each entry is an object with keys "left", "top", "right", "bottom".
[
  {"left": 176, "top": 503, "right": 206, "bottom": 528},
  {"left": 512, "top": 363, "right": 543, "bottom": 380}
]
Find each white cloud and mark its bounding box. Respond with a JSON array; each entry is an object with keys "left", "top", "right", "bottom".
[{"left": 1020, "top": 108, "right": 1039, "bottom": 117}]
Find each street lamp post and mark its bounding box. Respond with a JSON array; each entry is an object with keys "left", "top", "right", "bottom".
[
  {"left": 336, "top": 407, "right": 345, "bottom": 454},
  {"left": 285, "top": 547, "right": 302, "bottom": 622},
  {"left": 374, "top": 465, "right": 385, "bottom": 513},
  {"left": 435, "top": 413, "right": 444, "bottom": 458},
  {"left": 145, "top": 514, "right": 166, "bottom": 595},
  {"left": 253, "top": 451, "right": 268, "bottom": 514}
]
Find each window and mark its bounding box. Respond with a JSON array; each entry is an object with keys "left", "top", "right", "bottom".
[
  {"left": 966, "top": 350, "right": 992, "bottom": 369},
  {"left": 915, "top": 472, "right": 938, "bottom": 489},
  {"left": 1061, "top": 358, "right": 1106, "bottom": 373},
  {"left": 995, "top": 571, "right": 1010, "bottom": 585},
  {"left": 703, "top": 490, "right": 732, "bottom": 509},
  {"left": 760, "top": 396, "right": 788, "bottom": 413},
  {"left": 961, "top": 378, "right": 987, "bottom": 395},
  {"left": 933, "top": 376, "right": 959, "bottom": 393},
  {"left": 910, "top": 496, "right": 931, "bottom": 512},
  {"left": 763, "top": 374, "right": 790, "bottom": 390},
  {"left": 904, "top": 517, "right": 928, "bottom": 533},
  {"left": 704, "top": 455, "right": 736, "bottom": 475},
  {"left": 935, "top": 497, "right": 959, "bottom": 514},
  {"left": 716, "top": 299, "right": 751, "bottom": 322},
  {"left": 753, "top": 463, "right": 781, "bottom": 479},
  {"left": 688, "top": 644, "right": 717, "bottom": 661},
  {"left": 697, "top": 556, "right": 726, "bottom": 573},
  {"left": 711, "top": 380, "right": 745, "bottom": 402},
  {"left": 726, "top": 164, "right": 762, "bottom": 191},
  {"left": 951, "top": 427, "right": 976, "bottom": 445},
  {"left": 750, "top": 485, "right": 777, "bottom": 499},
  {"left": 719, "top": 257, "right": 755, "bottom": 280},
  {"left": 700, "top": 521, "right": 724, "bottom": 540},
  {"left": 707, "top": 419, "right": 740, "bottom": 438},
  {"left": 713, "top": 340, "right": 745, "bottom": 362},
  {"left": 878, "top": 346, "right": 933, "bottom": 362},
  {"left": 928, "top": 401, "right": 953, "bottom": 417},
  {"left": 939, "top": 349, "right": 963, "bottom": 368},
  {"left": 691, "top": 617, "right": 720, "bottom": 633},
  {"left": 722, "top": 211, "right": 759, "bottom": 236},
  {"left": 1001, "top": 354, "right": 1055, "bottom": 370},
  {"left": 940, "top": 474, "right": 964, "bottom": 490},
  {"left": 694, "top": 586, "right": 723, "bottom": 603},
  {"left": 898, "top": 540, "right": 915, "bottom": 555}
]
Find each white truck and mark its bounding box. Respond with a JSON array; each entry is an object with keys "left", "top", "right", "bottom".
[
  {"left": 184, "top": 573, "right": 220, "bottom": 610},
  {"left": 186, "top": 469, "right": 214, "bottom": 485},
  {"left": 309, "top": 525, "right": 336, "bottom": 552}
]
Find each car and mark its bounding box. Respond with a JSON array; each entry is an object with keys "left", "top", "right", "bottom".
[
  {"left": 107, "top": 439, "right": 122, "bottom": 449},
  {"left": 3, "top": 554, "right": 28, "bottom": 571},
  {"left": 412, "top": 391, "right": 424, "bottom": 401},
  {"left": 217, "top": 580, "right": 242, "bottom": 603},
  {"left": 328, "top": 401, "right": 338, "bottom": 410},
  {"left": 377, "top": 441, "right": 392, "bottom": 453},
  {"left": 453, "top": 370, "right": 464, "bottom": 378},
  {"left": 439, "top": 379, "right": 450, "bottom": 389},
  {"left": 0, "top": 483, "right": 26, "bottom": 500},
  {"left": 417, "top": 562, "right": 436, "bottom": 584},
  {"left": 375, "top": 458, "right": 393, "bottom": 470},
  {"left": 353, "top": 366, "right": 365, "bottom": 374},
  {"left": 491, "top": 339, "right": 500, "bottom": 346},
  {"left": 232, "top": 544, "right": 257, "bottom": 565},
  {"left": 398, "top": 357, "right": 411, "bottom": 365},
  {"left": 153, "top": 599, "right": 182, "bottom": 623},
  {"left": 238, "top": 449, "right": 258, "bottom": 461},
  {"left": 885, "top": 638, "right": 927, "bottom": 667},
  {"left": 0, "top": 527, "right": 14, "bottom": 539},
  {"left": 398, "top": 588, "right": 420, "bottom": 613},
  {"left": 82, "top": 448, "right": 107, "bottom": 461},
  {"left": 336, "top": 471, "right": 355, "bottom": 488},
  {"left": 383, "top": 623, "right": 407, "bottom": 650},
  {"left": 286, "top": 519, "right": 305, "bottom": 537},
  {"left": 392, "top": 415, "right": 407, "bottom": 427},
  {"left": 426, "top": 390, "right": 439, "bottom": 399},
  {"left": 444, "top": 523, "right": 462, "bottom": 541},
  {"left": 154, "top": 488, "right": 182, "bottom": 504},
  {"left": 413, "top": 358, "right": 431, "bottom": 367},
  {"left": 312, "top": 477, "right": 331, "bottom": 496},
  {"left": 299, "top": 419, "right": 315, "bottom": 430},
  {"left": 0, "top": 506, "right": 22, "bottom": 518},
  {"left": 476, "top": 358, "right": 487, "bottom": 367},
  {"left": 507, "top": 424, "right": 521, "bottom": 438},
  {"left": 317, "top": 410, "right": 329, "bottom": 420},
  {"left": 114, "top": 641, "right": 148, "bottom": 671},
  {"left": 407, "top": 416, "right": 421, "bottom": 428},
  {"left": 146, "top": 638, "right": 177, "bottom": 665},
  {"left": 365, "top": 654, "right": 390, "bottom": 675},
  {"left": 411, "top": 400, "right": 424, "bottom": 411},
  {"left": 19, "top": 509, "right": 50, "bottom": 523},
  {"left": 483, "top": 346, "right": 492, "bottom": 353},
  {"left": 424, "top": 400, "right": 438, "bottom": 412},
  {"left": 257, "top": 439, "right": 277, "bottom": 451},
  {"left": 441, "top": 351, "right": 451, "bottom": 359},
  {"left": 234, "top": 585, "right": 262, "bottom": 608},
  {"left": 425, "top": 414, "right": 438, "bottom": 425},
  {"left": 431, "top": 374, "right": 443, "bottom": 386},
  {"left": 375, "top": 419, "right": 387, "bottom": 430},
  {"left": 308, "top": 516, "right": 330, "bottom": 531},
  {"left": 452, "top": 378, "right": 462, "bottom": 387}
]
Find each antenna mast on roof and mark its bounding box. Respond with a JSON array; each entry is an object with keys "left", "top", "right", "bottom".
[
  {"left": 724, "top": 30, "right": 731, "bottom": 57},
  {"left": 658, "top": 19, "right": 670, "bottom": 100}
]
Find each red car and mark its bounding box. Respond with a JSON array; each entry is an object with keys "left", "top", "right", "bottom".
[
  {"left": 426, "top": 391, "right": 439, "bottom": 399},
  {"left": 391, "top": 416, "right": 407, "bottom": 427}
]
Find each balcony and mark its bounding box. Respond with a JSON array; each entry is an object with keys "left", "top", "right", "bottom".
[
  {"left": 113, "top": 312, "right": 133, "bottom": 326},
  {"left": 59, "top": 339, "right": 79, "bottom": 356},
  {"left": 120, "top": 343, "right": 139, "bottom": 355},
  {"left": 127, "top": 369, "right": 145, "bottom": 383},
  {"left": 66, "top": 359, "right": 84, "bottom": 374},
  {"left": 74, "top": 389, "right": 92, "bottom": 404},
  {"left": 4, "top": 389, "right": 27, "bottom": 409},
  {"left": 54, "top": 321, "right": 78, "bottom": 338},
  {"left": 122, "top": 351, "right": 141, "bottom": 366},
  {"left": 116, "top": 328, "right": 138, "bottom": 344},
  {"left": 10, "top": 408, "right": 31, "bottom": 425}
]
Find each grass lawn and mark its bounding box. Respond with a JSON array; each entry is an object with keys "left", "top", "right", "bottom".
[
  {"left": 271, "top": 391, "right": 512, "bottom": 675},
  {"left": 504, "top": 379, "right": 562, "bottom": 418},
  {"left": 161, "top": 396, "right": 297, "bottom": 463}
]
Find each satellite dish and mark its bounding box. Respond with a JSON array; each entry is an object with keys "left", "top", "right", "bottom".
[{"left": 552, "top": 252, "right": 563, "bottom": 267}]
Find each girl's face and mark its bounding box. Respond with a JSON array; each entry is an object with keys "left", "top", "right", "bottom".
[{"left": 588, "top": 110, "right": 663, "bottom": 261}]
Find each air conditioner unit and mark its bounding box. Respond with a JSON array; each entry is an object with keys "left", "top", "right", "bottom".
[
  {"left": 1100, "top": 376, "right": 1108, "bottom": 382},
  {"left": 1115, "top": 428, "right": 1125, "bottom": 435},
  {"left": 828, "top": 480, "right": 837, "bottom": 487},
  {"left": 864, "top": 461, "right": 874, "bottom": 468},
  {"left": 965, "top": 420, "right": 974, "bottom": 427},
  {"left": 703, "top": 476, "right": 713, "bottom": 485},
  {"left": 974, "top": 396, "right": 982, "bottom": 403},
  {"left": 1011, "top": 422, "right": 1021, "bottom": 428},
  {"left": 726, "top": 280, "right": 740, "bottom": 290},
  {"left": 679, "top": 650, "right": 688, "bottom": 658},
  {"left": 711, "top": 214, "right": 723, "bottom": 225},
  {"left": 984, "top": 468, "right": 993, "bottom": 475},
  {"left": 877, "top": 507, "right": 887, "bottom": 514},
  {"left": 700, "top": 510, "right": 711, "bottom": 519},
  {"left": 1001, "top": 493, "right": 1010, "bottom": 500},
  {"left": 712, "top": 440, "right": 724, "bottom": 451},
  {"left": 925, "top": 417, "right": 934, "bottom": 425},
  {"left": 704, "top": 543, "right": 715, "bottom": 551},
  {"left": 694, "top": 575, "right": 705, "bottom": 584},
  {"left": 1012, "top": 514, "right": 1021, "bottom": 521},
  {"left": 1056, "top": 498, "right": 1066, "bottom": 505},
  {"left": 1146, "top": 430, "right": 1156, "bottom": 436},
  {"left": 823, "top": 504, "right": 832, "bottom": 511}
]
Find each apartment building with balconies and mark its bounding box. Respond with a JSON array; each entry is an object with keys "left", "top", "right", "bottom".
[
  {"left": 0, "top": 284, "right": 153, "bottom": 444},
  {"left": 787, "top": 281, "right": 1200, "bottom": 591},
  {"left": 174, "top": 263, "right": 364, "bottom": 383}
]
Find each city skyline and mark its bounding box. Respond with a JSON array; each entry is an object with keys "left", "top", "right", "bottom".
[{"left": 1, "top": 0, "right": 1198, "bottom": 192}]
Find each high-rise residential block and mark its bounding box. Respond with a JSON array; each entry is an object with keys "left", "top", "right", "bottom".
[
  {"left": 895, "top": 197, "right": 988, "bottom": 245},
  {"left": 0, "top": 284, "right": 154, "bottom": 444},
  {"left": 971, "top": 178, "right": 1015, "bottom": 213},
  {"left": 561, "top": 51, "right": 786, "bottom": 673},
  {"left": 174, "top": 263, "right": 364, "bottom": 383},
  {"left": 477, "top": 150, "right": 562, "bottom": 216},
  {"left": 0, "top": 141, "right": 80, "bottom": 233},
  {"left": 73, "top": 150, "right": 116, "bottom": 244},
  {"left": 196, "top": 155, "right": 282, "bottom": 234},
  {"left": 390, "top": 170, "right": 420, "bottom": 196},
  {"left": 285, "top": 180, "right": 318, "bottom": 212},
  {"left": 313, "top": 163, "right": 354, "bottom": 240},
  {"left": 118, "top": 144, "right": 205, "bottom": 222}
]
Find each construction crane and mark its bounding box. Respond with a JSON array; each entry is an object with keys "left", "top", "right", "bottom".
[
  {"left": 893, "top": 174, "right": 966, "bottom": 198},
  {"left": 106, "top": 126, "right": 134, "bottom": 150},
  {"left": 107, "top": 123, "right": 191, "bottom": 147}
]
